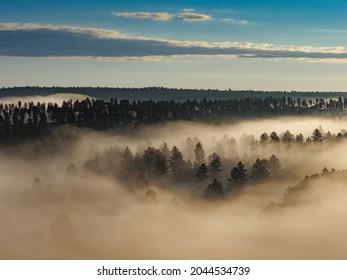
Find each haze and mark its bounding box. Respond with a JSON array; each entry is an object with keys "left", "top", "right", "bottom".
[{"left": 1, "top": 105, "right": 347, "bottom": 259}]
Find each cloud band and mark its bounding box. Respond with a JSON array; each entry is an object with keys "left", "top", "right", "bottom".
[{"left": 0, "top": 23, "right": 346, "bottom": 62}]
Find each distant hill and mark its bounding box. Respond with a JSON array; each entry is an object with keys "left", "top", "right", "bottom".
[{"left": 1, "top": 87, "right": 347, "bottom": 101}]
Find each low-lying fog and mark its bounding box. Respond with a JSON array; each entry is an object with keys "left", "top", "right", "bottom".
[
  {"left": 0, "top": 93, "right": 93, "bottom": 106},
  {"left": 1, "top": 109, "right": 347, "bottom": 259}
]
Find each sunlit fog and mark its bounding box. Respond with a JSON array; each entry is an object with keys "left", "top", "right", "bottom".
[{"left": 1, "top": 94, "right": 347, "bottom": 259}]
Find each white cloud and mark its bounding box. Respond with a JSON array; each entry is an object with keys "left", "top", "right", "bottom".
[
  {"left": 176, "top": 12, "right": 211, "bottom": 21},
  {"left": 0, "top": 22, "right": 128, "bottom": 39},
  {"left": 112, "top": 12, "right": 172, "bottom": 21},
  {"left": 112, "top": 10, "right": 211, "bottom": 22},
  {"left": 182, "top": 8, "right": 195, "bottom": 12},
  {"left": 1, "top": 22, "right": 347, "bottom": 62},
  {"left": 222, "top": 18, "right": 249, "bottom": 25},
  {"left": 111, "top": 9, "right": 248, "bottom": 24}
]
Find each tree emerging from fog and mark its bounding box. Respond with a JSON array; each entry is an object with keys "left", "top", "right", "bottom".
[{"left": 1, "top": 92, "right": 347, "bottom": 144}]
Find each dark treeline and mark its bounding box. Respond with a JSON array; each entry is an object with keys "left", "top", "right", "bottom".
[
  {"left": 1, "top": 95, "right": 347, "bottom": 144},
  {"left": 1, "top": 86, "right": 347, "bottom": 101}
]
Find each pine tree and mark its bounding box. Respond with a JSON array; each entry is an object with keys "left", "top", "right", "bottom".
[
  {"left": 208, "top": 152, "right": 222, "bottom": 175},
  {"left": 154, "top": 150, "right": 168, "bottom": 176},
  {"left": 196, "top": 163, "right": 208, "bottom": 180},
  {"left": 142, "top": 147, "right": 161, "bottom": 178},
  {"left": 123, "top": 147, "right": 133, "bottom": 161},
  {"left": 260, "top": 132, "right": 269, "bottom": 144},
  {"left": 282, "top": 130, "right": 294, "bottom": 143},
  {"left": 169, "top": 146, "right": 185, "bottom": 177},
  {"left": 251, "top": 159, "right": 270, "bottom": 181},
  {"left": 269, "top": 155, "right": 281, "bottom": 176},
  {"left": 270, "top": 131, "right": 280, "bottom": 142},
  {"left": 142, "top": 147, "right": 168, "bottom": 177},
  {"left": 228, "top": 161, "right": 247, "bottom": 186},
  {"left": 312, "top": 128, "right": 322, "bottom": 142},
  {"left": 194, "top": 142, "right": 205, "bottom": 165},
  {"left": 160, "top": 142, "right": 170, "bottom": 159},
  {"left": 295, "top": 133, "right": 304, "bottom": 144},
  {"left": 204, "top": 178, "right": 224, "bottom": 198}
]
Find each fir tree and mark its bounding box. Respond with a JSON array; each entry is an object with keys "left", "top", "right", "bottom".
[
  {"left": 169, "top": 146, "right": 185, "bottom": 177},
  {"left": 204, "top": 178, "right": 224, "bottom": 198},
  {"left": 251, "top": 159, "right": 270, "bottom": 181},
  {"left": 228, "top": 161, "right": 247, "bottom": 186},
  {"left": 194, "top": 142, "right": 205, "bottom": 165},
  {"left": 208, "top": 152, "right": 222, "bottom": 175},
  {"left": 196, "top": 163, "right": 208, "bottom": 180}
]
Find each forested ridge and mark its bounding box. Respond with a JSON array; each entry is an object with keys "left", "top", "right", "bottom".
[
  {"left": 1, "top": 93, "right": 347, "bottom": 143},
  {"left": 2, "top": 86, "right": 347, "bottom": 101}
]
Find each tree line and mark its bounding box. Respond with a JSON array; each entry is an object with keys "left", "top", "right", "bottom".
[
  {"left": 0, "top": 95, "right": 347, "bottom": 143},
  {"left": 2, "top": 86, "right": 346, "bottom": 100}
]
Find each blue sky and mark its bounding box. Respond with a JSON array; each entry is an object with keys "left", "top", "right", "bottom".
[{"left": 1, "top": 0, "right": 347, "bottom": 90}]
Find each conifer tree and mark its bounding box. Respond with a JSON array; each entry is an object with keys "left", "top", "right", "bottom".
[
  {"left": 251, "top": 159, "right": 270, "bottom": 181},
  {"left": 204, "top": 178, "right": 224, "bottom": 198},
  {"left": 169, "top": 146, "right": 185, "bottom": 177},
  {"left": 208, "top": 152, "right": 222, "bottom": 175},
  {"left": 228, "top": 161, "right": 247, "bottom": 186},
  {"left": 194, "top": 142, "right": 205, "bottom": 165},
  {"left": 196, "top": 163, "right": 208, "bottom": 180}
]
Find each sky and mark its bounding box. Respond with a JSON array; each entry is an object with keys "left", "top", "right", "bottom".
[{"left": 1, "top": 0, "right": 347, "bottom": 91}]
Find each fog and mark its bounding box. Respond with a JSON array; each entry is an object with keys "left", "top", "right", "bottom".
[
  {"left": 0, "top": 93, "right": 93, "bottom": 106},
  {"left": 1, "top": 115, "right": 347, "bottom": 259}
]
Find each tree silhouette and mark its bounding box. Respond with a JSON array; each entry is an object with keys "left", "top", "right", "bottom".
[
  {"left": 228, "top": 161, "right": 247, "bottom": 186},
  {"left": 204, "top": 178, "right": 224, "bottom": 198},
  {"left": 270, "top": 131, "right": 280, "bottom": 142},
  {"left": 312, "top": 128, "right": 322, "bottom": 142},
  {"left": 295, "top": 133, "right": 304, "bottom": 144},
  {"left": 282, "top": 130, "right": 294, "bottom": 144},
  {"left": 208, "top": 152, "right": 222, "bottom": 175},
  {"left": 260, "top": 132, "right": 269, "bottom": 145},
  {"left": 251, "top": 159, "right": 270, "bottom": 181},
  {"left": 142, "top": 147, "right": 157, "bottom": 177},
  {"left": 142, "top": 147, "right": 168, "bottom": 177},
  {"left": 154, "top": 149, "right": 168, "bottom": 176},
  {"left": 269, "top": 155, "right": 281, "bottom": 176},
  {"left": 169, "top": 146, "right": 185, "bottom": 177},
  {"left": 194, "top": 142, "right": 205, "bottom": 165},
  {"left": 160, "top": 142, "right": 170, "bottom": 159},
  {"left": 196, "top": 163, "right": 208, "bottom": 180}
]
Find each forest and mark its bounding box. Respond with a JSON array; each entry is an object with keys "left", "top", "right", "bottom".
[
  {"left": 1, "top": 92, "right": 347, "bottom": 259},
  {"left": 2, "top": 86, "right": 347, "bottom": 101},
  {"left": 0, "top": 93, "right": 347, "bottom": 144}
]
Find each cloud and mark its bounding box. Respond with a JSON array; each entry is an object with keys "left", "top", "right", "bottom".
[
  {"left": 112, "top": 12, "right": 172, "bottom": 21},
  {"left": 182, "top": 8, "right": 195, "bottom": 12},
  {"left": 1, "top": 22, "right": 347, "bottom": 62},
  {"left": 222, "top": 18, "right": 249, "bottom": 25},
  {"left": 112, "top": 10, "right": 211, "bottom": 22},
  {"left": 0, "top": 22, "right": 127, "bottom": 39},
  {"left": 176, "top": 12, "right": 211, "bottom": 21},
  {"left": 111, "top": 9, "right": 244, "bottom": 24}
]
